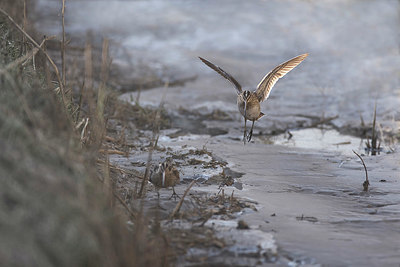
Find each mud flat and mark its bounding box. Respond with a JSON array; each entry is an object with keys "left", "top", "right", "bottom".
[
  {"left": 157, "top": 135, "right": 400, "bottom": 266},
  {"left": 31, "top": 0, "right": 400, "bottom": 265},
  {"left": 109, "top": 124, "right": 399, "bottom": 266}
]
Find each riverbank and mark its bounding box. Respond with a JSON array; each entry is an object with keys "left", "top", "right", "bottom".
[{"left": 3, "top": 0, "right": 399, "bottom": 265}]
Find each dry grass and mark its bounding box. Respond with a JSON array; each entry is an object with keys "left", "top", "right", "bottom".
[
  {"left": 1, "top": 2, "right": 262, "bottom": 266},
  {"left": 0, "top": 2, "right": 171, "bottom": 266},
  {"left": 365, "top": 103, "right": 381, "bottom": 155}
]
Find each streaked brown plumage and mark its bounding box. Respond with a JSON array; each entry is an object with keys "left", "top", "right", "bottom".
[
  {"left": 150, "top": 159, "right": 180, "bottom": 199},
  {"left": 199, "top": 53, "right": 308, "bottom": 143}
]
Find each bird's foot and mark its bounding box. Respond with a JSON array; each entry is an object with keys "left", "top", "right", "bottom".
[
  {"left": 155, "top": 191, "right": 167, "bottom": 210},
  {"left": 169, "top": 190, "right": 181, "bottom": 201},
  {"left": 246, "top": 129, "right": 253, "bottom": 142}
]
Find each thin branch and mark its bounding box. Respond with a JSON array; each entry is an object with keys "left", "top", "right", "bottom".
[
  {"left": 61, "top": 0, "right": 66, "bottom": 87},
  {"left": 98, "top": 149, "right": 127, "bottom": 156},
  {"left": 169, "top": 180, "right": 196, "bottom": 220},
  {"left": 371, "top": 102, "right": 378, "bottom": 153},
  {"left": 352, "top": 150, "right": 369, "bottom": 192},
  {"left": 94, "top": 172, "right": 137, "bottom": 219},
  {"left": 96, "top": 159, "right": 144, "bottom": 179},
  {"left": 138, "top": 80, "right": 169, "bottom": 198},
  {"left": 23, "top": 0, "right": 27, "bottom": 53}
]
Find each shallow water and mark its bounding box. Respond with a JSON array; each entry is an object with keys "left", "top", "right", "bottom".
[
  {"left": 264, "top": 128, "right": 364, "bottom": 155},
  {"left": 31, "top": 0, "right": 400, "bottom": 265},
  {"left": 163, "top": 135, "right": 400, "bottom": 266}
]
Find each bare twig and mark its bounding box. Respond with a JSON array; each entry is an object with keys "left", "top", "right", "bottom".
[
  {"left": 138, "top": 80, "right": 169, "bottom": 198},
  {"left": 169, "top": 180, "right": 196, "bottom": 219},
  {"left": 371, "top": 102, "right": 378, "bottom": 154},
  {"left": 104, "top": 136, "right": 118, "bottom": 142},
  {"left": 98, "top": 149, "right": 127, "bottom": 156},
  {"left": 113, "top": 190, "right": 137, "bottom": 219},
  {"left": 97, "top": 38, "right": 109, "bottom": 124},
  {"left": 61, "top": 0, "right": 66, "bottom": 87},
  {"left": 332, "top": 141, "right": 351, "bottom": 146},
  {"left": 138, "top": 136, "right": 158, "bottom": 197},
  {"left": 100, "top": 38, "right": 110, "bottom": 84},
  {"left": 84, "top": 35, "right": 93, "bottom": 114},
  {"left": 75, "top": 80, "right": 85, "bottom": 123},
  {"left": 365, "top": 103, "right": 380, "bottom": 155},
  {"left": 94, "top": 171, "right": 137, "bottom": 219},
  {"left": 92, "top": 38, "right": 110, "bottom": 146},
  {"left": 352, "top": 150, "right": 369, "bottom": 192},
  {"left": 23, "top": 0, "right": 27, "bottom": 54},
  {"left": 96, "top": 159, "right": 144, "bottom": 179},
  {"left": 360, "top": 113, "right": 365, "bottom": 127},
  {"left": 103, "top": 152, "right": 112, "bottom": 202}
]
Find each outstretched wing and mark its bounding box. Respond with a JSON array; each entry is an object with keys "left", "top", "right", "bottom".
[
  {"left": 255, "top": 53, "right": 308, "bottom": 102},
  {"left": 199, "top": 57, "right": 242, "bottom": 94}
]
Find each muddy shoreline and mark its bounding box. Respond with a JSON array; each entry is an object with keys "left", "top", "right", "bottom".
[
  {"left": 29, "top": 0, "right": 400, "bottom": 265},
  {"left": 108, "top": 119, "right": 399, "bottom": 265}
]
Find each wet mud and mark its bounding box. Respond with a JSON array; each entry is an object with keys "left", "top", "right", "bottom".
[{"left": 31, "top": 0, "right": 400, "bottom": 265}]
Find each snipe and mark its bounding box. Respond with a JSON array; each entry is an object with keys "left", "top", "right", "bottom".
[
  {"left": 150, "top": 159, "right": 181, "bottom": 199},
  {"left": 199, "top": 53, "right": 308, "bottom": 143}
]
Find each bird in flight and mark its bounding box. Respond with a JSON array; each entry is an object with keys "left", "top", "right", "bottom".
[{"left": 199, "top": 53, "right": 308, "bottom": 144}]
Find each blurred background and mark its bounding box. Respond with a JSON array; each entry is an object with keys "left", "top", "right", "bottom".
[{"left": 31, "top": 0, "right": 399, "bottom": 138}]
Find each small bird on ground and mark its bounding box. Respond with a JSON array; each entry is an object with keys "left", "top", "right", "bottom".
[
  {"left": 150, "top": 159, "right": 181, "bottom": 199},
  {"left": 199, "top": 53, "right": 308, "bottom": 144}
]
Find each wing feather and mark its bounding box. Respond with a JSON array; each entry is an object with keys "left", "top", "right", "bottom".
[
  {"left": 255, "top": 53, "right": 308, "bottom": 102},
  {"left": 199, "top": 57, "right": 242, "bottom": 94}
]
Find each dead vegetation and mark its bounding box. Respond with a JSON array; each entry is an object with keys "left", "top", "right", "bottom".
[
  {"left": 352, "top": 150, "right": 370, "bottom": 192},
  {"left": 365, "top": 103, "right": 381, "bottom": 155},
  {"left": 1, "top": 2, "right": 258, "bottom": 266},
  {"left": 0, "top": 2, "right": 170, "bottom": 266}
]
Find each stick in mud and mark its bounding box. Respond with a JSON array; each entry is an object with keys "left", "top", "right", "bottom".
[
  {"left": 169, "top": 180, "right": 196, "bottom": 220},
  {"left": 138, "top": 80, "right": 169, "bottom": 198},
  {"left": 94, "top": 161, "right": 137, "bottom": 219},
  {"left": 61, "top": 0, "right": 66, "bottom": 87},
  {"left": 352, "top": 150, "right": 369, "bottom": 192}
]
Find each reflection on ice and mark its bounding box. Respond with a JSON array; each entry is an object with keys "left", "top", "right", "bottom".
[{"left": 266, "top": 128, "right": 364, "bottom": 156}]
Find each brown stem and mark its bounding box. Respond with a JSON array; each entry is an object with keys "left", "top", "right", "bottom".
[
  {"left": 169, "top": 180, "right": 196, "bottom": 220},
  {"left": 138, "top": 81, "right": 169, "bottom": 198},
  {"left": 61, "top": 0, "right": 66, "bottom": 87},
  {"left": 352, "top": 150, "right": 369, "bottom": 192}
]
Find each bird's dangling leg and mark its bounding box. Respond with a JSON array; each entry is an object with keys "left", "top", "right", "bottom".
[
  {"left": 155, "top": 190, "right": 166, "bottom": 210},
  {"left": 243, "top": 118, "right": 248, "bottom": 144},
  {"left": 169, "top": 186, "right": 181, "bottom": 200},
  {"left": 247, "top": 120, "right": 255, "bottom": 142}
]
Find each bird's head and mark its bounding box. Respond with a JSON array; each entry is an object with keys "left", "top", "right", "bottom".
[
  {"left": 243, "top": 90, "right": 251, "bottom": 101},
  {"left": 242, "top": 90, "right": 251, "bottom": 118}
]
